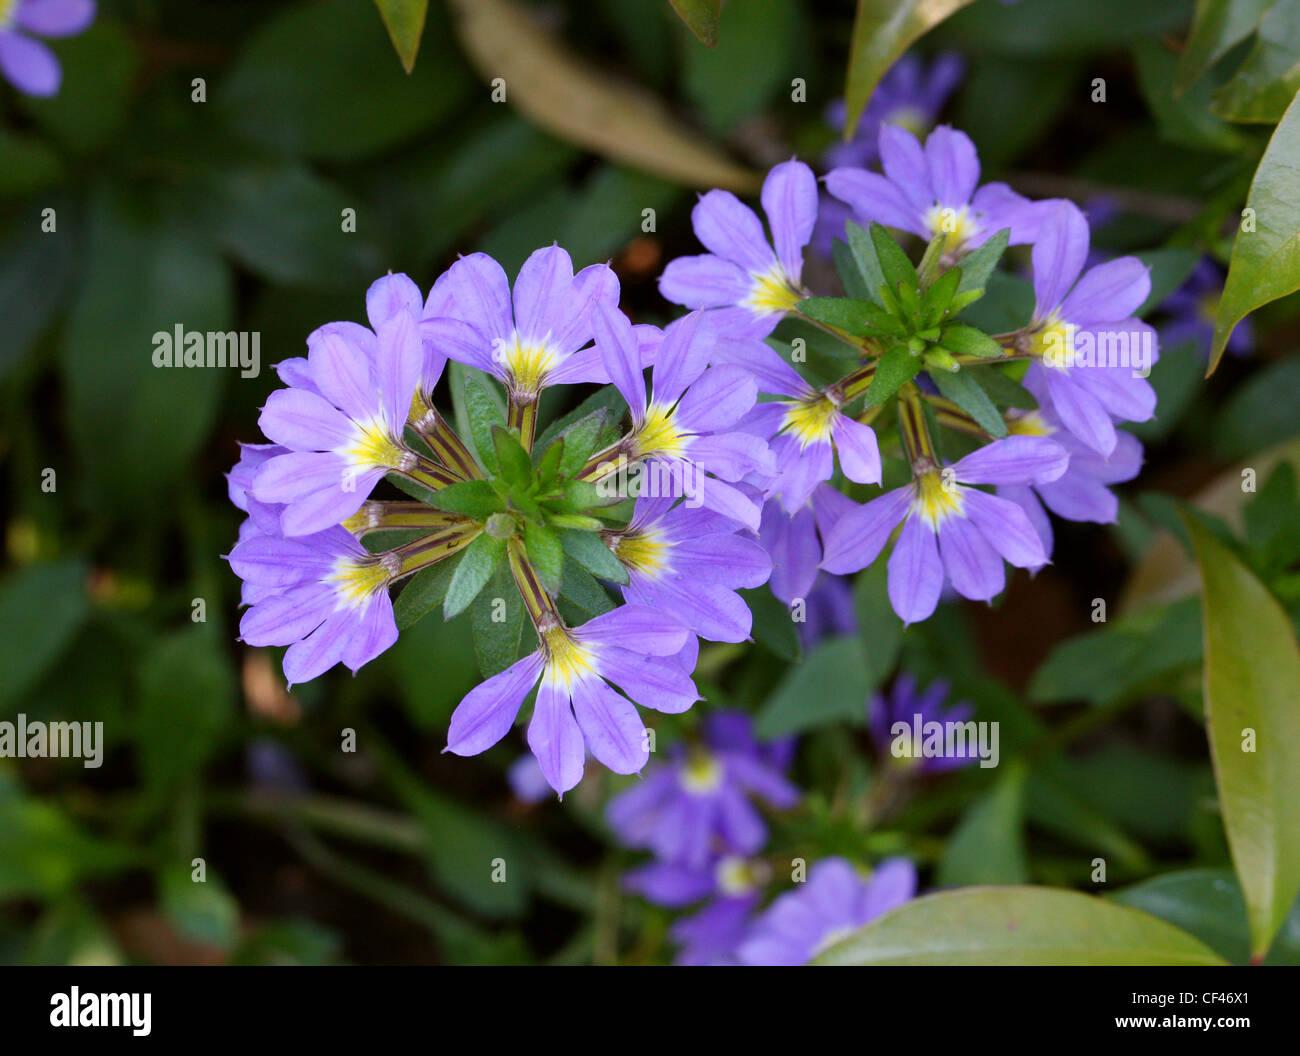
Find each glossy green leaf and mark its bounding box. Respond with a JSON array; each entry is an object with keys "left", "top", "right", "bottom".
[
  {"left": 816, "top": 887, "right": 1227, "bottom": 965},
  {"left": 523, "top": 521, "right": 564, "bottom": 593},
  {"left": 425, "top": 480, "right": 503, "bottom": 519},
  {"left": 1184, "top": 512, "right": 1300, "bottom": 958},
  {"left": 930, "top": 367, "right": 1008, "bottom": 437},
  {"left": 842, "top": 0, "right": 975, "bottom": 138},
  {"left": 1211, "top": 1, "right": 1300, "bottom": 123},
  {"left": 954, "top": 228, "right": 1008, "bottom": 295},
  {"left": 0, "top": 561, "right": 88, "bottom": 708},
  {"left": 866, "top": 346, "right": 922, "bottom": 406},
  {"left": 559, "top": 530, "right": 628, "bottom": 586},
  {"left": 395, "top": 552, "right": 462, "bottom": 630},
  {"left": 756, "top": 636, "right": 869, "bottom": 738},
  {"left": 374, "top": 0, "right": 429, "bottom": 73},
  {"left": 1177, "top": 0, "right": 1274, "bottom": 94},
  {"left": 1210, "top": 92, "right": 1300, "bottom": 371},
  {"left": 470, "top": 564, "right": 527, "bottom": 676},
  {"left": 937, "top": 766, "right": 1029, "bottom": 887}
]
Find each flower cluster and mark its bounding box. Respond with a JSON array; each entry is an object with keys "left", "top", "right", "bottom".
[{"left": 227, "top": 109, "right": 1158, "bottom": 803}]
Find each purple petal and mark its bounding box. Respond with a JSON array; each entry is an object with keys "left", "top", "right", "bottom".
[
  {"left": 671, "top": 534, "right": 771, "bottom": 589},
  {"left": 963, "top": 489, "right": 1049, "bottom": 569},
  {"left": 1043, "top": 366, "right": 1116, "bottom": 455},
  {"left": 831, "top": 414, "right": 881, "bottom": 485},
  {"left": 1031, "top": 201, "right": 1090, "bottom": 317},
  {"left": 341, "top": 591, "right": 398, "bottom": 672},
  {"left": 512, "top": 245, "right": 574, "bottom": 346},
  {"left": 878, "top": 124, "right": 932, "bottom": 212},
  {"left": 887, "top": 514, "right": 943, "bottom": 624},
  {"left": 673, "top": 366, "right": 756, "bottom": 434},
  {"left": 278, "top": 474, "right": 378, "bottom": 537},
  {"left": 365, "top": 273, "right": 422, "bottom": 330},
  {"left": 447, "top": 652, "right": 544, "bottom": 757},
  {"left": 307, "top": 327, "right": 374, "bottom": 423},
  {"left": 375, "top": 312, "right": 423, "bottom": 434},
  {"left": 862, "top": 858, "right": 917, "bottom": 920},
  {"left": 592, "top": 302, "right": 647, "bottom": 423},
  {"left": 239, "top": 583, "right": 333, "bottom": 646},
  {"left": 820, "top": 486, "right": 911, "bottom": 575},
  {"left": 696, "top": 475, "right": 763, "bottom": 532},
  {"left": 710, "top": 337, "right": 811, "bottom": 398},
  {"left": 999, "top": 484, "right": 1053, "bottom": 552},
  {"left": 924, "top": 125, "right": 980, "bottom": 207},
  {"left": 0, "top": 31, "right": 59, "bottom": 96},
  {"left": 1036, "top": 472, "right": 1119, "bottom": 524},
  {"left": 716, "top": 784, "right": 766, "bottom": 854},
  {"left": 527, "top": 678, "right": 585, "bottom": 795},
  {"left": 761, "top": 159, "right": 817, "bottom": 283},
  {"left": 441, "top": 252, "right": 512, "bottom": 346},
  {"left": 228, "top": 534, "right": 334, "bottom": 587},
  {"left": 762, "top": 504, "right": 820, "bottom": 604},
  {"left": 580, "top": 604, "right": 688, "bottom": 656},
  {"left": 951, "top": 435, "right": 1069, "bottom": 486},
  {"left": 16, "top": 0, "right": 95, "bottom": 37},
  {"left": 552, "top": 262, "right": 618, "bottom": 356},
  {"left": 418, "top": 316, "right": 496, "bottom": 375},
  {"left": 282, "top": 609, "right": 354, "bottom": 687},
  {"left": 660, "top": 254, "right": 752, "bottom": 310},
  {"left": 1060, "top": 256, "right": 1151, "bottom": 325},
  {"left": 600, "top": 648, "right": 700, "bottom": 713},
  {"left": 691, "top": 190, "right": 776, "bottom": 274},
  {"left": 687, "top": 432, "right": 774, "bottom": 482},
  {"left": 825, "top": 168, "right": 924, "bottom": 237},
  {"left": 571, "top": 676, "right": 649, "bottom": 775},
  {"left": 650, "top": 311, "right": 711, "bottom": 408},
  {"left": 938, "top": 513, "right": 1006, "bottom": 602},
  {"left": 259, "top": 388, "right": 356, "bottom": 451},
  {"left": 253, "top": 451, "right": 348, "bottom": 503}
]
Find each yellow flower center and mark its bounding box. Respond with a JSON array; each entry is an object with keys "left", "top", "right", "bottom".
[
  {"left": 0, "top": 0, "right": 15, "bottom": 29},
  {"left": 680, "top": 750, "right": 724, "bottom": 795},
  {"left": 744, "top": 265, "right": 802, "bottom": 316},
  {"left": 614, "top": 528, "right": 669, "bottom": 577},
  {"left": 498, "top": 333, "right": 559, "bottom": 395},
  {"left": 886, "top": 106, "right": 931, "bottom": 138},
  {"left": 923, "top": 204, "right": 978, "bottom": 250},
  {"left": 1197, "top": 291, "right": 1219, "bottom": 325},
  {"left": 542, "top": 626, "right": 596, "bottom": 690},
  {"left": 781, "top": 395, "right": 838, "bottom": 447},
  {"left": 716, "top": 856, "right": 763, "bottom": 897},
  {"left": 1007, "top": 410, "right": 1055, "bottom": 438},
  {"left": 328, "top": 557, "right": 391, "bottom": 609},
  {"left": 1029, "top": 317, "right": 1078, "bottom": 369},
  {"left": 912, "top": 470, "right": 964, "bottom": 528},
  {"left": 341, "top": 419, "right": 405, "bottom": 470},
  {"left": 631, "top": 402, "right": 687, "bottom": 459}
]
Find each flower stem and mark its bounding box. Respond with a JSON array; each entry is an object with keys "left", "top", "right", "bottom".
[{"left": 509, "top": 397, "right": 538, "bottom": 454}]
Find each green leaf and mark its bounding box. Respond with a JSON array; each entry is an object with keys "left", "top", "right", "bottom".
[
  {"left": 1134, "top": 37, "right": 1247, "bottom": 154},
  {"left": 425, "top": 480, "right": 503, "bottom": 519},
  {"left": 816, "top": 887, "right": 1227, "bottom": 965},
  {"left": 669, "top": 0, "right": 722, "bottom": 46},
  {"left": 469, "top": 564, "right": 527, "bottom": 676},
  {"left": 1184, "top": 512, "right": 1300, "bottom": 958},
  {"left": 493, "top": 426, "right": 533, "bottom": 490},
  {"left": 1211, "top": 92, "right": 1300, "bottom": 371},
  {"left": 535, "top": 385, "right": 625, "bottom": 453},
  {"left": 444, "top": 535, "right": 506, "bottom": 619},
  {"left": 160, "top": 864, "right": 240, "bottom": 950},
  {"left": 1211, "top": 1, "right": 1300, "bottom": 123},
  {"left": 939, "top": 324, "right": 1002, "bottom": 358},
  {"left": 744, "top": 587, "right": 801, "bottom": 662},
  {"left": 841, "top": 0, "right": 976, "bottom": 139},
  {"left": 920, "top": 266, "right": 961, "bottom": 325},
  {"left": 866, "top": 346, "right": 923, "bottom": 407},
  {"left": 797, "top": 297, "right": 878, "bottom": 338},
  {"left": 845, "top": 222, "right": 888, "bottom": 308},
  {"left": 524, "top": 522, "right": 564, "bottom": 593},
  {"left": 832, "top": 240, "right": 871, "bottom": 301},
  {"left": 1214, "top": 358, "right": 1300, "bottom": 457},
  {"left": 1177, "top": 0, "right": 1274, "bottom": 94},
  {"left": 967, "top": 366, "right": 1038, "bottom": 411},
  {"left": 756, "top": 636, "right": 869, "bottom": 738},
  {"left": 136, "top": 628, "right": 236, "bottom": 800},
  {"left": 936, "top": 766, "right": 1030, "bottom": 887},
  {"left": 373, "top": 0, "right": 429, "bottom": 73},
  {"left": 870, "top": 223, "right": 919, "bottom": 293},
  {"left": 852, "top": 561, "right": 902, "bottom": 685},
  {"left": 557, "top": 559, "right": 617, "bottom": 618},
  {"left": 930, "top": 368, "right": 1008, "bottom": 437},
  {"left": 0, "top": 561, "right": 88, "bottom": 708},
  {"left": 559, "top": 530, "right": 628, "bottom": 585},
  {"left": 457, "top": 367, "right": 507, "bottom": 473},
  {"left": 0, "top": 211, "right": 78, "bottom": 379},
  {"left": 954, "top": 228, "right": 1008, "bottom": 295},
  {"left": 395, "top": 552, "right": 462, "bottom": 630},
  {"left": 552, "top": 411, "right": 608, "bottom": 477}
]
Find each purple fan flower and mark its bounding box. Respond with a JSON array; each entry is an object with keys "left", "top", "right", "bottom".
[
  {"left": 249, "top": 286, "right": 426, "bottom": 537},
  {"left": 624, "top": 855, "right": 768, "bottom": 966},
  {"left": 659, "top": 159, "right": 817, "bottom": 339},
  {"left": 826, "top": 124, "right": 1039, "bottom": 256},
  {"left": 824, "top": 53, "right": 965, "bottom": 172},
  {"left": 592, "top": 305, "right": 774, "bottom": 531},
  {"left": 446, "top": 606, "right": 698, "bottom": 796},
  {"left": 606, "top": 711, "right": 799, "bottom": 868},
  {"left": 798, "top": 574, "right": 858, "bottom": 649},
  {"left": 821, "top": 436, "right": 1068, "bottom": 624},
  {"left": 736, "top": 857, "right": 917, "bottom": 965},
  {"left": 507, "top": 753, "right": 554, "bottom": 804},
  {"left": 417, "top": 247, "right": 643, "bottom": 405},
  {"left": 870, "top": 673, "right": 976, "bottom": 773},
  {"left": 1160, "top": 258, "right": 1251, "bottom": 359},
  {"left": 759, "top": 483, "right": 855, "bottom": 605},
  {"left": 230, "top": 525, "right": 399, "bottom": 687},
  {"left": 730, "top": 343, "right": 881, "bottom": 512},
  {"left": 1020, "top": 201, "right": 1158, "bottom": 456},
  {"left": 0, "top": 0, "right": 94, "bottom": 97},
  {"left": 997, "top": 409, "right": 1143, "bottom": 552},
  {"left": 605, "top": 495, "right": 771, "bottom": 643}
]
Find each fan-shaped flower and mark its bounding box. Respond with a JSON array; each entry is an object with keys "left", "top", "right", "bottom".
[
  {"left": 0, "top": 0, "right": 95, "bottom": 97},
  {"left": 821, "top": 436, "right": 1068, "bottom": 624}
]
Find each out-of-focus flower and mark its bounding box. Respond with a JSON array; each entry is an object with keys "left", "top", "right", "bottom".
[
  {"left": 869, "top": 673, "right": 976, "bottom": 773},
  {"left": 0, "top": 0, "right": 95, "bottom": 97},
  {"left": 736, "top": 857, "right": 916, "bottom": 965},
  {"left": 606, "top": 712, "right": 798, "bottom": 868},
  {"left": 660, "top": 160, "right": 818, "bottom": 339},
  {"left": 821, "top": 436, "right": 1067, "bottom": 624},
  {"left": 1160, "top": 258, "right": 1252, "bottom": 360}
]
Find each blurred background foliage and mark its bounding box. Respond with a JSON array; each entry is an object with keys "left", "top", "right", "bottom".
[{"left": 1, "top": 0, "right": 1298, "bottom": 965}]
